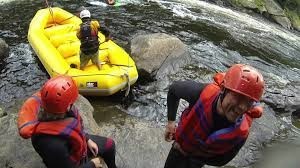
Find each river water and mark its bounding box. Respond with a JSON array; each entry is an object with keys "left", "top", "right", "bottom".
[{"left": 0, "top": 0, "right": 300, "bottom": 167}]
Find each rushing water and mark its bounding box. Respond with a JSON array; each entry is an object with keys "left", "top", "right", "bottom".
[{"left": 0, "top": 0, "right": 300, "bottom": 167}]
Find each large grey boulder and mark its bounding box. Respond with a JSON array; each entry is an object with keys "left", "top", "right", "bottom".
[
  {"left": 99, "top": 117, "right": 171, "bottom": 168},
  {"left": 130, "top": 33, "right": 191, "bottom": 80},
  {"left": 0, "top": 38, "right": 9, "bottom": 59}
]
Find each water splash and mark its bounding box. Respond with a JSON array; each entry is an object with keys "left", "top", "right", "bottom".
[{"left": 154, "top": 0, "right": 300, "bottom": 68}]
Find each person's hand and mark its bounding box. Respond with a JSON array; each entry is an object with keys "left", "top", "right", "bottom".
[
  {"left": 164, "top": 121, "right": 176, "bottom": 142},
  {"left": 91, "top": 157, "right": 104, "bottom": 168},
  {"left": 87, "top": 139, "right": 99, "bottom": 157}
]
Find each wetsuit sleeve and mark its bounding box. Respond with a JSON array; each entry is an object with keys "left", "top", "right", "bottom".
[
  {"left": 167, "top": 81, "right": 207, "bottom": 121},
  {"left": 31, "top": 135, "right": 95, "bottom": 168}
]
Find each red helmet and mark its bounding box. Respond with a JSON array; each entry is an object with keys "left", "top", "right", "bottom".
[
  {"left": 223, "top": 64, "right": 264, "bottom": 101},
  {"left": 41, "top": 75, "right": 78, "bottom": 114}
]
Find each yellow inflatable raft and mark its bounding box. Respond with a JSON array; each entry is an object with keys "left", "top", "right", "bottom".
[{"left": 28, "top": 7, "right": 138, "bottom": 96}]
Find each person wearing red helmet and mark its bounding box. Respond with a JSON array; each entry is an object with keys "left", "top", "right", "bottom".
[
  {"left": 18, "top": 75, "right": 117, "bottom": 168},
  {"left": 164, "top": 64, "right": 265, "bottom": 168}
]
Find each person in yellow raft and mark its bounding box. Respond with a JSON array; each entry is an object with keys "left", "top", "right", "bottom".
[
  {"left": 77, "top": 9, "right": 111, "bottom": 70},
  {"left": 18, "top": 75, "right": 117, "bottom": 168},
  {"left": 164, "top": 64, "right": 265, "bottom": 168},
  {"left": 105, "top": 0, "right": 116, "bottom": 5}
]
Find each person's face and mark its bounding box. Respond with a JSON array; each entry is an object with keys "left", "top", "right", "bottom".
[{"left": 221, "top": 90, "right": 254, "bottom": 122}]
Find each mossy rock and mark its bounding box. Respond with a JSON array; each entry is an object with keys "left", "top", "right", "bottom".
[
  {"left": 254, "top": 0, "right": 267, "bottom": 12},
  {"left": 229, "top": 0, "right": 267, "bottom": 12},
  {"left": 285, "top": 9, "right": 300, "bottom": 31}
]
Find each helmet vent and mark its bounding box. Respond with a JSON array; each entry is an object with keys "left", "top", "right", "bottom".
[
  {"left": 67, "top": 82, "right": 71, "bottom": 87},
  {"left": 62, "top": 86, "right": 66, "bottom": 90},
  {"left": 45, "top": 91, "right": 48, "bottom": 97},
  {"left": 243, "top": 69, "right": 250, "bottom": 72},
  {"left": 256, "top": 76, "right": 259, "bottom": 82},
  {"left": 242, "top": 75, "right": 250, "bottom": 81},
  {"left": 57, "top": 93, "right": 61, "bottom": 96}
]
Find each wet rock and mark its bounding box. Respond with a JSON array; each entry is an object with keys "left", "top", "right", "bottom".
[
  {"left": 100, "top": 117, "right": 171, "bottom": 168},
  {"left": 264, "top": 0, "right": 292, "bottom": 29},
  {"left": 0, "top": 38, "right": 9, "bottom": 59},
  {"left": 291, "top": 105, "right": 300, "bottom": 119},
  {"left": 0, "top": 107, "right": 7, "bottom": 118},
  {"left": 272, "top": 15, "right": 292, "bottom": 29},
  {"left": 287, "top": 9, "right": 300, "bottom": 31},
  {"left": 265, "top": 0, "right": 285, "bottom": 15},
  {"left": 0, "top": 108, "right": 42, "bottom": 168},
  {"left": 130, "top": 33, "right": 190, "bottom": 81},
  {"left": 262, "top": 83, "right": 300, "bottom": 114}
]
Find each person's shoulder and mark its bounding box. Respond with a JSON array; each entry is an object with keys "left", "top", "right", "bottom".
[{"left": 91, "top": 20, "right": 100, "bottom": 25}]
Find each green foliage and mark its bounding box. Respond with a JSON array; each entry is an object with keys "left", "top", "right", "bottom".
[
  {"left": 285, "top": 8, "right": 300, "bottom": 29},
  {"left": 254, "top": 0, "right": 266, "bottom": 12},
  {"left": 254, "top": 0, "right": 265, "bottom": 8}
]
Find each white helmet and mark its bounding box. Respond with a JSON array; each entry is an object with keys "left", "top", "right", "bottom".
[{"left": 80, "top": 9, "right": 91, "bottom": 19}]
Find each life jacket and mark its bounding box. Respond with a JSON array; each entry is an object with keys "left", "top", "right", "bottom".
[
  {"left": 79, "top": 21, "right": 100, "bottom": 55},
  {"left": 17, "top": 92, "right": 87, "bottom": 165},
  {"left": 175, "top": 72, "right": 263, "bottom": 156}
]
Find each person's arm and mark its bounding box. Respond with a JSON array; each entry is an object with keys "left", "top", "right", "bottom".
[
  {"left": 92, "top": 20, "right": 110, "bottom": 41},
  {"left": 165, "top": 81, "right": 206, "bottom": 142},
  {"left": 32, "top": 135, "right": 95, "bottom": 168},
  {"left": 99, "top": 26, "right": 110, "bottom": 39},
  {"left": 167, "top": 80, "right": 207, "bottom": 121},
  {"left": 76, "top": 26, "right": 81, "bottom": 40},
  {"left": 99, "top": 25, "right": 111, "bottom": 42}
]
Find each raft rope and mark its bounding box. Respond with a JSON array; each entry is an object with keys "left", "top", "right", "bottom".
[
  {"left": 120, "top": 46, "right": 131, "bottom": 97},
  {"left": 45, "top": 0, "right": 55, "bottom": 26}
]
